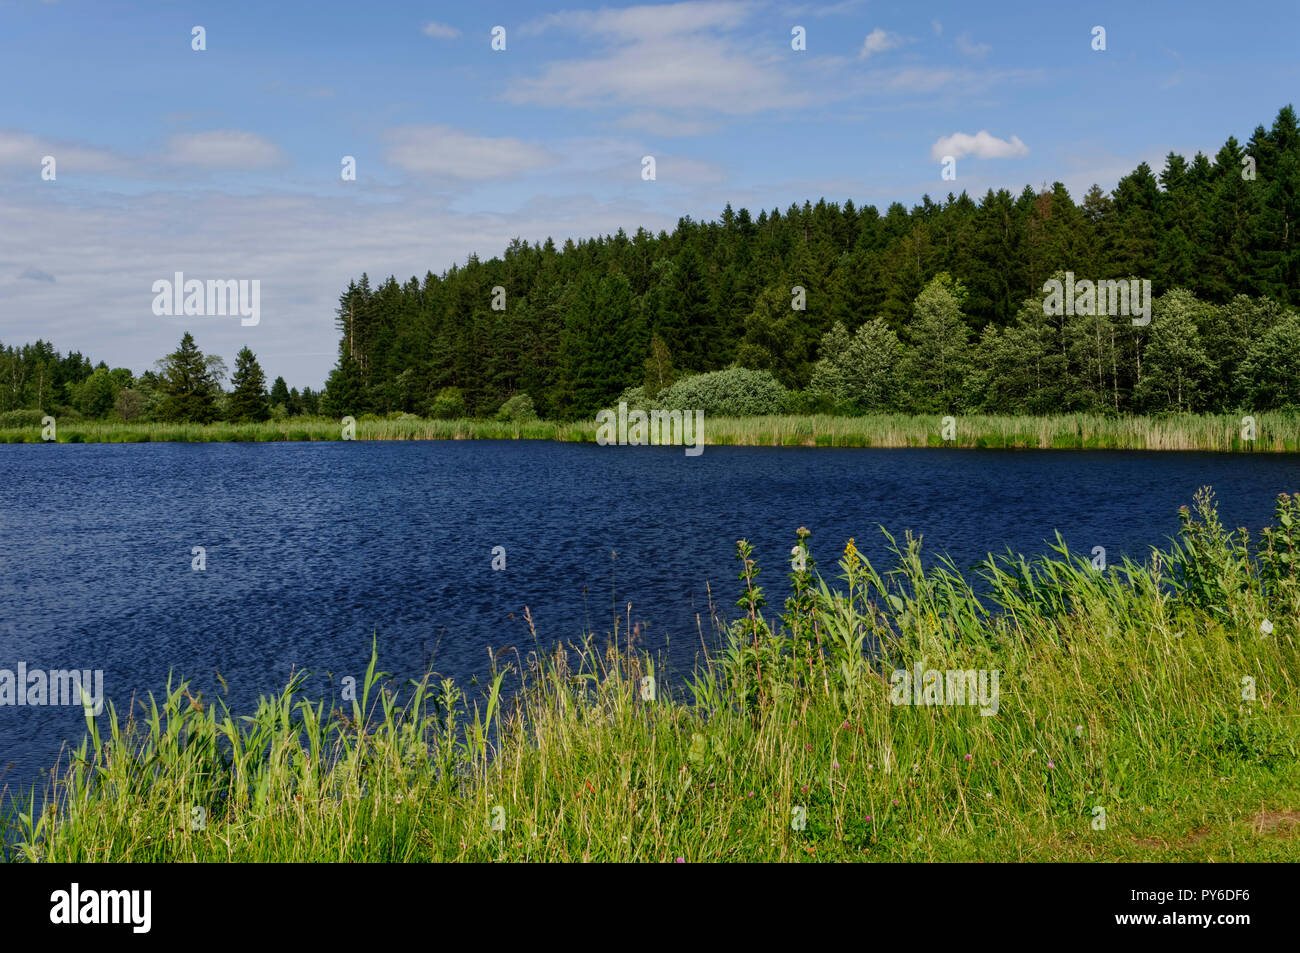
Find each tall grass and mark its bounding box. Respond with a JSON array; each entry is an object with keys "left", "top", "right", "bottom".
[
  {"left": 2, "top": 412, "right": 1298, "bottom": 451},
  {"left": 5, "top": 489, "right": 1299, "bottom": 862}
]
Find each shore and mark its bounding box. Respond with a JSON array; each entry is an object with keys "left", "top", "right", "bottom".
[
  {"left": 6, "top": 490, "right": 1299, "bottom": 862},
  {"left": 2, "top": 412, "right": 1298, "bottom": 451}
]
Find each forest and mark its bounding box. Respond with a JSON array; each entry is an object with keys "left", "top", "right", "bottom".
[{"left": 2, "top": 106, "right": 1297, "bottom": 425}]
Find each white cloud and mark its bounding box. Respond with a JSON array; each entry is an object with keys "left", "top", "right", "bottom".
[
  {"left": 931, "top": 19, "right": 942, "bottom": 36},
  {"left": 523, "top": 1, "right": 749, "bottom": 40},
  {"left": 166, "top": 131, "right": 283, "bottom": 169},
  {"left": 614, "top": 111, "right": 719, "bottom": 137},
  {"left": 508, "top": 2, "right": 807, "bottom": 117},
  {"left": 858, "top": 28, "right": 902, "bottom": 60},
  {"left": 0, "top": 130, "right": 131, "bottom": 175},
  {"left": 930, "top": 130, "right": 1028, "bottom": 161},
  {"left": 384, "top": 125, "right": 552, "bottom": 180},
  {"left": 955, "top": 33, "right": 991, "bottom": 58},
  {"left": 421, "top": 21, "right": 460, "bottom": 39}
]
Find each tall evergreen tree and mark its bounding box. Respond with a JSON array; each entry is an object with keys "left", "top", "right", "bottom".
[
  {"left": 228, "top": 347, "right": 271, "bottom": 422},
  {"left": 157, "top": 332, "right": 220, "bottom": 423}
]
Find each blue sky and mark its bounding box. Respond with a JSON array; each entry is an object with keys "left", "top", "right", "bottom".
[{"left": 1, "top": 0, "right": 1296, "bottom": 388}]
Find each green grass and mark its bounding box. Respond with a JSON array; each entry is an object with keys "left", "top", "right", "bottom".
[
  {"left": 5, "top": 488, "right": 1299, "bottom": 862},
  {"left": 2, "top": 411, "right": 1298, "bottom": 450}
]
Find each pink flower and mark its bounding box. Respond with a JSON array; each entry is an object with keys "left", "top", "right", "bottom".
[
  {"left": 832, "top": 761, "right": 840, "bottom": 769},
  {"left": 801, "top": 785, "right": 808, "bottom": 793},
  {"left": 964, "top": 753, "right": 972, "bottom": 762},
  {"left": 805, "top": 743, "right": 813, "bottom": 751},
  {"left": 865, "top": 815, "right": 872, "bottom": 822},
  {"left": 1047, "top": 760, "right": 1055, "bottom": 770},
  {"left": 675, "top": 857, "right": 685, "bottom": 863},
  {"left": 841, "top": 721, "right": 850, "bottom": 729},
  {"left": 892, "top": 799, "right": 899, "bottom": 806}
]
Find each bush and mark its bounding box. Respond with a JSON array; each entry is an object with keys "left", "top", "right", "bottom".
[
  {"left": 50, "top": 404, "right": 82, "bottom": 421},
  {"left": 0, "top": 408, "right": 46, "bottom": 428},
  {"left": 655, "top": 367, "right": 789, "bottom": 417},
  {"left": 427, "top": 387, "right": 466, "bottom": 420},
  {"left": 495, "top": 393, "right": 538, "bottom": 422},
  {"left": 614, "top": 385, "right": 650, "bottom": 409}
]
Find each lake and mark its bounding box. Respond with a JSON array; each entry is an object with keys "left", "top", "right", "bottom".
[{"left": 2, "top": 440, "right": 1298, "bottom": 794}]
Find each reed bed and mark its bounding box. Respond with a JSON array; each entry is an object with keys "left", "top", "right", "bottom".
[
  {"left": 5, "top": 488, "right": 1299, "bottom": 862},
  {"left": 2, "top": 412, "right": 1297, "bottom": 451}
]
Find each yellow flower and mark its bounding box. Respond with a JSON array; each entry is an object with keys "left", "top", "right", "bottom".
[{"left": 844, "top": 537, "right": 861, "bottom": 570}]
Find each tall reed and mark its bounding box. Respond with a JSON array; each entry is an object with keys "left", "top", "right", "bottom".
[{"left": 4, "top": 490, "right": 1299, "bottom": 861}]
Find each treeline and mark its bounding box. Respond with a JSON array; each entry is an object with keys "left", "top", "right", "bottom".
[
  {"left": 0, "top": 334, "right": 321, "bottom": 424},
  {"left": 319, "top": 106, "right": 1300, "bottom": 419}
]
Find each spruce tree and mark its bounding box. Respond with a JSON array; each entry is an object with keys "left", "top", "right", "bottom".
[
  {"left": 269, "top": 376, "right": 291, "bottom": 408},
  {"left": 157, "top": 332, "right": 219, "bottom": 423},
  {"left": 228, "top": 346, "right": 271, "bottom": 422}
]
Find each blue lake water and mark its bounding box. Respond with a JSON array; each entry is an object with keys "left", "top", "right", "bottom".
[{"left": 2, "top": 440, "right": 1298, "bottom": 795}]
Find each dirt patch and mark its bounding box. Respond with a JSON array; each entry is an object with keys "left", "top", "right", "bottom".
[{"left": 1253, "top": 810, "right": 1300, "bottom": 834}]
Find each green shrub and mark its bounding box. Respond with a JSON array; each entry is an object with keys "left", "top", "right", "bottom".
[
  {"left": 495, "top": 393, "right": 538, "bottom": 422},
  {"left": 0, "top": 409, "right": 45, "bottom": 428},
  {"left": 655, "top": 367, "right": 789, "bottom": 417},
  {"left": 614, "top": 385, "right": 650, "bottom": 409},
  {"left": 427, "top": 387, "right": 466, "bottom": 420}
]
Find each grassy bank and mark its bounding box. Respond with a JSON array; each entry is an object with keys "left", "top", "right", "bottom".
[
  {"left": 5, "top": 489, "right": 1299, "bottom": 862},
  {"left": 2, "top": 411, "right": 1300, "bottom": 451}
]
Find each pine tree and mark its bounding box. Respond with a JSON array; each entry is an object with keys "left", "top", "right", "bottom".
[
  {"left": 157, "top": 333, "right": 220, "bottom": 423},
  {"left": 228, "top": 347, "right": 271, "bottom": 422},
  {"left": 269, "top": 376, "right": 291, "bottom": 408}
]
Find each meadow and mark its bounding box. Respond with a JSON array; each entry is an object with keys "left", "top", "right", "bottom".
[
  {"left": 2, "top": 411, "right": 1299, "bottom": 451},
  {"left": 4, "top": 488, "right": 1298, "bottom": 862}
]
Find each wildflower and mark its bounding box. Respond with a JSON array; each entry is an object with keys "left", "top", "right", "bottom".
[
  {"left": 845, "top": 537, "right": 862, "bottom": 570},
  {"left": 806, "top": 743, "right": 813, "bottom": 751},
  {"left": 748, "top": 791, "right": 755, "bottom": 798},
  {"left": 841, "top": 721, "right": 850, "bottom": 729},
  {"left": 1047, "top": 760, "right": 1055, "bottom": 770},
  {"left": 892, "top": 799, "right": 899, "bottom": 806},
  {"left": 801, "top": 785, "right": 808, "bottom": 793},
  {"left": 675, "top": 857, "right": 685, "bottom": 863},
  {"left": 964, "top": 753, "right": 972, "bottom": 762},
  {"left": 832, "top": 761, "right": 840, "bottom": 769},
  {"left": 865, "top": 815, "right": 873, "bottom": 822},
  {"left": 1075, "top": 725, "right": 1083, "bottom": 737}
]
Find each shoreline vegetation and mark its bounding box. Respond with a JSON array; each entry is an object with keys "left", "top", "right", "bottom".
[
  {"left": 4, "top": 489, "right": 1299, "bottom": 862},
  {"left": 3, "top": 411, "right": 1300, "bottom": 452}
]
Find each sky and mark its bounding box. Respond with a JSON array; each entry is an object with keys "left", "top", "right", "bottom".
[{"left": 0, "top": 0, "right": 1296, "bottom": 389}]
